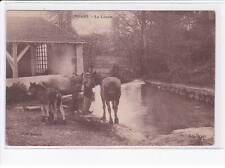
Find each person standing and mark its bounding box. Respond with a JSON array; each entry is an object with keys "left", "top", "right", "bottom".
[
  {"left": 71, "top": 73, "right": 83, "bottom": 113},
  {"left": 82, "top": 72, "right": 95, "bottom": 114}
]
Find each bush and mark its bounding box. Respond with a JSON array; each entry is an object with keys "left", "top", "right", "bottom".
[{"left": 6, "top": 82, "right": 28, "bottom": 104}]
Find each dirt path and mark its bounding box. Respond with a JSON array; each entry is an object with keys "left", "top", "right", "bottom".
[{"left": 6, "top": 105, "right": 129, "bottom": 146}]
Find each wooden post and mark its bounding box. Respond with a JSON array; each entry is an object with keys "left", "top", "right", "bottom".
[
  {"left": 12, "top": 43, "right": 18, "bottom": 78},
  {"left": 30, "top": 44, "right": 36, "bottom": 76},
  {"left": 76, "top": 43, "right": 84, "bottom": 74},
  {"left": 6, "top": 51, "right": 13, "bottom": 69},
  {"left": 73, "top": 48, "right": 77, "bottom": 75},
  {"left": 17, "top": 44, "right": 30, "bottom": 62}
]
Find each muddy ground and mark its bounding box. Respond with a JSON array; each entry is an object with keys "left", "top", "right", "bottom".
[
  {"left": 6, "top": 104, "right": 129, "bottom": 146},
  {"left": 6, "top": 103, "right": 213, "bottom": 146}
]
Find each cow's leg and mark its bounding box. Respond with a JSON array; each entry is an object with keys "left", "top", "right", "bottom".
[
  {"left": 101, "top": 100, "right": 106, "bottom": 121},
  {"left": 113, "top": 100, "right": 119, "bottom": 124},
  {"left": 106, "top": 101, "right": 113, "bottom": 124},
  {"left": 59, "top": 101, "right": 66, "bottom": 122},
  {"left": 40, "top": 105, "right": 45, "bottom": 122},
  {"left": 48, "top": 104, "right": 54, "bottom": 122},
  {"left": 101, "top": 92, "right": 106, "bottom": 121},
  {"left": 72, "top": 92, "right": 78, "bottom": 112},
  {"left": 52, "top": 102, "right": 58, "bottom": 122},
  {"left": 44, "top": 104, "right": 49, "bottom": 118}
]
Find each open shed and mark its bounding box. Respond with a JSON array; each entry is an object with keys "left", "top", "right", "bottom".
[{"left": 6, "top": 16, "right": 85, "bottom": 80}]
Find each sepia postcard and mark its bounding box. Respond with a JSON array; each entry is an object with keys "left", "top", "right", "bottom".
[
  {"left": 1, "top": 0, "right": 225, "bottom": 166},
  {"left": 1, "top": 0, "right": 224, "bottom": 153},
  {"left": 4, "top": 9, "right": 216, "bottom": 147}
]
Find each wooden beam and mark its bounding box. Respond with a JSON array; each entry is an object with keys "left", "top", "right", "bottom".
[
  {"left": 6, "top": 58, "right": 13, "bottom": 70},
  {"left": 17, "top": 45, "right": 30, "bottom": 63},
  {"left": 6, "top": 51, "right": 13, "bottom": 68},
  {"left": 76, "top": 44, "right": 84, "bottom": 74},
  {"left": 12, "top": 43, "right": 18, "bottom": 78},
  {"left": 30, "top": 45, "right": 36, "bottom": 76}
]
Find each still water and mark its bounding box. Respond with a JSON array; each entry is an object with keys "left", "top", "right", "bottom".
[{"left": 91, "top": 80, "right": 214, "bottom": 136}]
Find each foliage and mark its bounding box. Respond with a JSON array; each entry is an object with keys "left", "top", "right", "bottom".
[
  {"left": 47, "top": 11, "right": 215, "bottom": 87},
  {"left": 111, "top": 11, "right": 215, "bottom": 87},
  {"left": 82, "top": 33, "right": 114, "bottom": 71}
]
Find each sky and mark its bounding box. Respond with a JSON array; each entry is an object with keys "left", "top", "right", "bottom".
[
  {"left": 7, "top": 11, "right": 114, "bottom": 35},
  {"left": 71, "top": 11, "right": 114, "bottom": 35}
]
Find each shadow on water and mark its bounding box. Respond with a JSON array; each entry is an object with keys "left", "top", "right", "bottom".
[{"left": 91, "top": 80, "right": 214, "bottom": 136}]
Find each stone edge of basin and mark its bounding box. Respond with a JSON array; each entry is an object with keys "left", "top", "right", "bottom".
[{"left": 145, "top": 80, "right": 214, "bottom": 105}]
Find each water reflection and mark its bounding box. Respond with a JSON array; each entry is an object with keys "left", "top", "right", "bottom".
[{"left": 91, "top": 81, "right": 214, "bottom": 136}]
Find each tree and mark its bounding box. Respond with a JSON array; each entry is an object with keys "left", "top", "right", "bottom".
[
  {"left": 111, "top": 11, "right": 215, "bottom": 86},
  {"left": 134, "top": 11, "right": 149, "bottom": 75},
  {"left": 47, "top": 11, "right": 77, "bottom": 35},
  {"left": 45, "top": 10, "right": 215, "bottom": 87}
]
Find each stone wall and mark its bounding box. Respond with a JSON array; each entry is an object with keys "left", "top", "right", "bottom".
[{"left": 146, "top": 80, "right": 214, "bottom": 105}]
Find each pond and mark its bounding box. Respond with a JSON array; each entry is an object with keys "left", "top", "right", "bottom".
[{"left": 91, "top": 80, "right": 214, "bottom": 136}]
